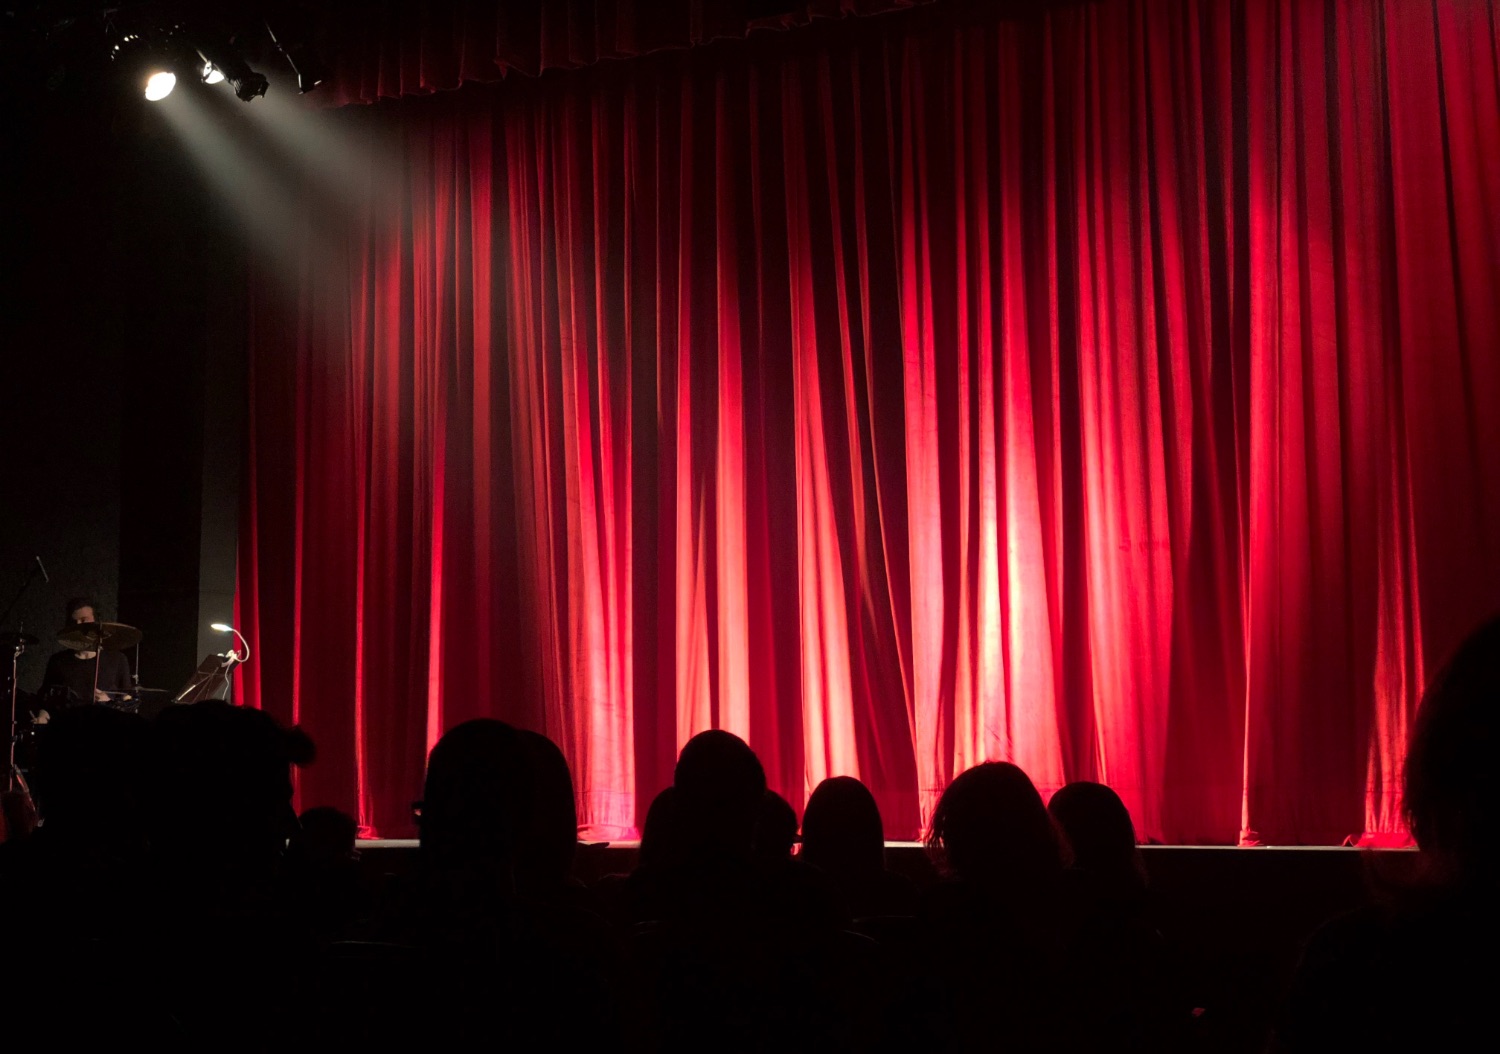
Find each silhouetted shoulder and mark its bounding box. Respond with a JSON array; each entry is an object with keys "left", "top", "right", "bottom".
[{"left": 1279, "top": 893, "right": 1500, "bottom": 1051}]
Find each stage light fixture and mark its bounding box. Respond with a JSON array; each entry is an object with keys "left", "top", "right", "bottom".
[
  {"left": 111, "top": 32, "right": 147, "bottom": 61},
  {"left": 232, "top": 70, "right": 270, "bottom": 102},
  {"left": 106, "top": 15, "right": 268, "bottom": 103},
  {"left": 294, "top": 60, "right": 326, "bottom": 96},
  {"left": 144, "top": 69, "right": 176, "bottom": 100},
  {"left": 195, "top": 42, "right": 269, "bottom": 102},
  {"left": 265, "top": 21, "right": 327, "bottom": 95},
  {"left": 111, "top": 31, "right": 173, "bottom": 100}
]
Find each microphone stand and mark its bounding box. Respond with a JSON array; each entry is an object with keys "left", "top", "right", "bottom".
[{"left": 0, "top": 560, "right": 42, "bottom": 633}]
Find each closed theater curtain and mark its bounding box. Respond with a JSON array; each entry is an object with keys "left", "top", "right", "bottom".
[{"left": 236, "top": 0, "right": 1500, "bottom": 842}]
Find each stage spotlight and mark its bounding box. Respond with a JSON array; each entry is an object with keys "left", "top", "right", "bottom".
[
  {"left": 107, "top": 16, "right": 268, "bottom": 102},
  {"left": 195, "top": 43, "right": 269, "bottom": 102},
  {"left": 144, "top": 70, "right": 176, "bottom": 100},
  {"left": 112, "top": 32, "right": 174, "bottom": 99},
  {"left": 231, "top": 70, "right": 269, "bottom": 102}
]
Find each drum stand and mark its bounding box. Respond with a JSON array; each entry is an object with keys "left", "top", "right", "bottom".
[
  {"left": 5, "top": 636, "right": 31, "bottom": 797},
  {"left": 1, "top": 562, "right": 44, "bottom": 797},
  {"left": 91, "top": 639, "right": 103, "bottom": 703}
]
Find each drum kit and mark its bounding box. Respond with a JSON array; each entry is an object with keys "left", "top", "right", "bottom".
[
  {"left": 3, "top": 619, "right": 245, "bottom": 795},
  {"left": 4, "top": 620, "right": 156, "bottom": 795},
  {"left": 1, "top": 549, "right": 253, "bottom": 795},
  {"left": 51, "top": 619, "right": 158, "bottom": 709}
]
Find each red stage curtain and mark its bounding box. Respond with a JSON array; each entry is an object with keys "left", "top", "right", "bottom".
[{"left": 238, "top": 0, "right": 1500, "bottom": 843}]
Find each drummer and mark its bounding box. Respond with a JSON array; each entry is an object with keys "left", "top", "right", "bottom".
[{"left": 39, "top": 597, "right": 133, "bottom": 711}]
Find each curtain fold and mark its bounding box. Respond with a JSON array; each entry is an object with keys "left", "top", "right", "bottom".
[{"left": 240, "top": 0, "right": 1500, "bottom": 842}]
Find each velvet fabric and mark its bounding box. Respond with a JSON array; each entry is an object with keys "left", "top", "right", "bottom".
[{"left": 238, "top": 0, "right": 1500, "bottom": 842}]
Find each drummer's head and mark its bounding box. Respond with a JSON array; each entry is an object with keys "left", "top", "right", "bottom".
[{"left": 64, "top": 597, "right": 97, "bottom": 625}]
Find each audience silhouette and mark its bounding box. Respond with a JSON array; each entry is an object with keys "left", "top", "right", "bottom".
[
  {"left": 143, "top": 701, "right": 316, "bottom": 1050},
  {"left": 802, "top": 774, "right": 918, "bottom": 919},
  {"left": 514, "top": 728, "right": 586, "bottom": 904},
  {"left": 1049, "top": 781, "right": 1179, "bottom": 1050},
  {"left": 366, "top": 717, "right": 616, "bottom": 1048},
  {"left": 923, "top": 761, "right": 1075, "bottom": 1051},
  {"left": 1049, "top": 781, "right": 1147, "bottom": 901},
  {"left": 6, "top": 615, "right": 1491, "bottom": 1052},
  {"left": 1277, "top": 615, "right": 1500, "bottom": 1051},
  {"left": 753, "top": 789, "right": 799, "bottom": 866},
  {"left": 639, "top": 784, "right": 684, "bottom": 870},
  {"left": 0, "top": 706, "right": 158, "bottom": 1044},
  {"left": 283, "top": 805, "right": 363, "bottom": 942}
]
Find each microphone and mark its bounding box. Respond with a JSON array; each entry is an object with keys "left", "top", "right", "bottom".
[{"left": 34, "top": 556, "right": 49, "bottom": 583}]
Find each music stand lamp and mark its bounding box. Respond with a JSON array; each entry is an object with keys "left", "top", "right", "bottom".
[{"left": 174, "top": 624, "right": 251, "bottom": 706}]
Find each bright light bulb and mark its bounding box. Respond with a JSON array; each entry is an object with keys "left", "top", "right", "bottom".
[
  {"left": 211, "top": 623, "right": 232, "bottom": 633},
  {"left": 145, "top": 71, "right": 176, "bottom": 101},
  {"left": 203, "top": 62, "right": 224, "bottom": 85}
]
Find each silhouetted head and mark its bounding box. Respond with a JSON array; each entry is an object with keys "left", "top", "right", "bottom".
[
  {"left": 31, "top": 704, "right": 147, "bottom": 845},
  {"left": 419, "top": 719, "right": 530, "bottom": 876},
  {"left": 1404, "top": 616, "right": 1500, "bottom": 886},
  {"left": 1048, "top": 781, "right": 1146, "bottom": 896},
  {"left": 927, "top": 762, "right": 1067, "bottom": 887},
  {"left": 515, "top": 729, "right": 578, "bottom": 892},
  {"left": 290, "top": 806, "right": 358, "bottom": 867},
  {"left": 639, "top": 786, "right": 683, "bottom": 870},
  {"left": 673, "top": 730, "right": 767, "bottom": 856},
  {"left": 801, "top": 775, "right": 885, "bottom": 876},
  {"left": 146, "top": 701, "right": 315, "bottom": 874},
  {"left": 753, "top": 790, "right": 799, "bottom": 865}
]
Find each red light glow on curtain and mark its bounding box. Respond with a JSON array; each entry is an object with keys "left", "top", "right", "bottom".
[{"left": 237, "top": 0, "right": 1500, "bottom": 843}]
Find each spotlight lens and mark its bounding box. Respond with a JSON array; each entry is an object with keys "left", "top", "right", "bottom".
[
  {"left": 203, "top": 62, "right": 225, "bottom": 85},
  {"left": 145, "top": 71, "right": 176, "bottom": 101}
]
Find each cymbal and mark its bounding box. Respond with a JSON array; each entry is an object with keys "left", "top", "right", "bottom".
[
  {"left": 1, "top": 631, "right": 39, "bottom": 650},
  {"left": 57, "top": 621, "right": 143, "bottom": 652}
]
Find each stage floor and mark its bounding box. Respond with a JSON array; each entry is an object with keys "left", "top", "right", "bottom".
[{"left": 354, "top": 839, "right": 1420, "bottom": 905}]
